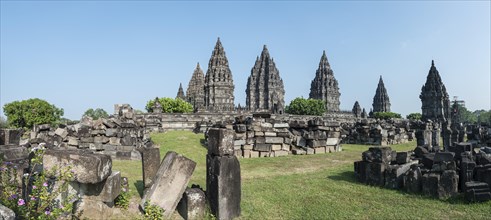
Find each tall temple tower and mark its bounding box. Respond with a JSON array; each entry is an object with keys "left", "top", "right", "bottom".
[
  {"left": 245, "top": 45, "right": 285, "bottom": 113},
  {"left": 420, "top": 60, "right": 450, "bottom": 122},
  {"left": 204, "top": 38, "right": 235, "bottom": 112},
  {"left": 176, "top": 83, "right": 186, "bottom": 100},
  {"left": 372, "top": 76, "right": 391, "bottom": 113},
  {"left": 186, "top": 63, "right": 205, "bottom": 110},
  {"left": 309, "top": 51, "right": 340, "bottom": 112},
  {"left": 352, "top": 101, "right": 362, "bottom": 117}
]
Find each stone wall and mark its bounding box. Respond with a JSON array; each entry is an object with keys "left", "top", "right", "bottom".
[
  {"left": 205, "top": 115, "right": 343, "bottom": 158},
  {"left": 342, "top": 118, "right": 415, "bottom": 146}
]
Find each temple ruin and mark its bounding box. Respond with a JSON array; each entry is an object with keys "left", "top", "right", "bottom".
[{"left": 309, "top": 51, "right": 341, "bottom": 112}]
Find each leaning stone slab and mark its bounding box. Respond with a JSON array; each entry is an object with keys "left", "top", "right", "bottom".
[
  {"left": 206, "top": 155, "right": 241, "bottom": 220},
  {"left": 177, "top": 187, "right": 206, "bottom": 220},
  {"left": 385, "top": 160, "right": 419, "bottom": 189},
  {"left": 54, "top": 128, "right": 68, "bottom": 139},
  {"left": 43, "top": 149, "right": 112, "bottom": 184},
  {"left": 140, "top": 151, "right": 196, "bottom": 218},
  {"left": 207, "top": 128, "right": 235, "bottom": 156},
  {"left": 139, "top": 147, "right": 161, "bottom": 189}
]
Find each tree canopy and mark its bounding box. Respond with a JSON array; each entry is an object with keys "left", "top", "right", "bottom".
[
  {"left": 3, "top": 98, "right": 64, "bottom": 129},
  {"left": 285, "top": 97, "right": 325, "bottom": 116},
  {"left": 83, "top": 108, "right": 109, "bottom": 120},
  {"left": 145, "top": 97, "right": 193, "bottom": 113}
]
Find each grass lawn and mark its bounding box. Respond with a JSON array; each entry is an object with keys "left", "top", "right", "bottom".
[{"left": 112, "top": 130, "right": 491, "bottom": 219}]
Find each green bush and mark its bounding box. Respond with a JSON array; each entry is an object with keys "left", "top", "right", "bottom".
[
  {"left": 0, "top": 145, "right": 75, "bottom": 219},
  {"left": 285, "top": 97, "right": 326, "bottom": 116},
  {"left": 143, "top": 201, "right": 165, "bottom": 220},
  {"left": 114, "top": 189, "right": 130, "bottom": 210},
  {"left": 406, "top": 113, "right": 422, "bottom": 120},
  {"left": 83, "top": 108, "right": 109, "bottom": 120},
  {"left": 3, "top": 98, "right": 64, "bottom": 129},
  {"left": 373, "top": 112, "right": 402, "bottom": 120},
  {"left": 145, "top": 97, "right": 193, "bottom": 113}
]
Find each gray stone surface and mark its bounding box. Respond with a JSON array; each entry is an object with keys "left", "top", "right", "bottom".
[
  {"left": 207, "top": 128, "right": 235, "bottom": 156},
  {"left": 70, "top": 171, "right": 121, "bottom": 202},
  {"left": 140, "top": 147, "right": 161, "bottom": 188},
  {"left": 0, "top": 203, "right": 15, "bottom": 220},
  {"left": 177, "top": 187, "right": 206, "bottom": 220},
  {"left": 0, "top": 145, "right": 28, "bottom": 161},
  {"left": 206, "top": 155, "right": 241, "bottom": 220},
  {"left": 43, "top": 149, "right": 112, "bottom": 184},
  {"left": 140, "top": 151, "right": 196, "bottom": 218},
  {"left": 73, "top": 199, "right": 113, "bottom": 220}
]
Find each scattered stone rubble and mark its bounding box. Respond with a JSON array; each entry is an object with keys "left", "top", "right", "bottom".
[
  {"left": 342, "top": 119, "right": 414, "bottom": 146},
  {"left": 354, "top": 142, "right": 491, "bottom": 202}
]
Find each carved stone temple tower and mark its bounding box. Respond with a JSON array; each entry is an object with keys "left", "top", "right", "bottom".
[
  {"left": 245, "top": 45, "right": 285, "bottom": 113},
  {"left": 372, "top": 76, "right": 391, "bottom": 113},
  {"left": 204, "top": 38, "right": 235, "bottom": 112},
  {"left": 186, "top": 63, "right": 205, "bottom": 110},
  {"left": 309, "top": 51, "right": 340, "bottom": 112},
  {"left": 420, "top": 60, "right": 451, "bottom": 123},
  {"left": 176, "top": 83, "right": 186, "bottom": 100}
]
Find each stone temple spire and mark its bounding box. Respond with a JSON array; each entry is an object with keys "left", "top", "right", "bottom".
[
  {"left": 246, "top": 45, "right": 285, "bottom": 113},
  {"left": 204, "top": 38, "right": 235, "bottom": 112},
  {"left": 352, "top": 101, "right": 362, "bottom": 117},
  {"left": 372, "top": 76, "right": 391, "bottom": 113},
  {"left": 176, "top": 83, "right": 186, "bottom": 100},
  {"left": 186, "top": 62, "right": 205, "bottom": 110},
  {"left": 309, "top": 50, "right": 341, "bottom": 112},
  {"left": 420, "top": 60, "right": 450, "bottom": 122}
]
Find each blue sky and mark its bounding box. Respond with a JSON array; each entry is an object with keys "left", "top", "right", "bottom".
[{"left": 1, "top": 1, "right": 490, "bottom": 120}]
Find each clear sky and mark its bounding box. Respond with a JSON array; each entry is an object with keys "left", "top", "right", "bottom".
[{"left": 1, "top": 1, "right": 490, "bottom": 120}]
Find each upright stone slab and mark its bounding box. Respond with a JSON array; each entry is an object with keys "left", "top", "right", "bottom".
[
  {"left": 206, "top": 155, "right": 241, "bottom": 220},
  {"left": 404, "top": 165, "right": 422, "bottom": 193},
  {"left": 366, "top": 162, "right": 386, "bottom": 186},
  {"left": 140, "top": 151, "right": 196, "bottom": 218},
  {"left": 70, "top": 171, "right": 122, "bottom": 203},
  {"left": 139, "top": 147, "right": 161, "bottom": 188},
  {"left": 177, "top": 187, "right": 206, "bottom": 220},
  {"left": 422, "top": 173, "right": 440, "bottom": 197},
  {"left": 385, "top": 160, "right": 418, "bottom": 189},
  {"left": 207, "top": 128, "right": 234, "bottom": 156},
  {"left": 438, "top": 170, "right": 459, "bottom": 199}
]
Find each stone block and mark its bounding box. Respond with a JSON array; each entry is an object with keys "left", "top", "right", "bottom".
[
  {"left": 94, "top": 136, "right": 109, "bottom": 144},
  {"left": 140, "top": 147, "right": 161, "bottom": 188},
  {"left": 414, "top": 146, "right": 429, "bottom": 158},
  {"left": 234, "top": 139, "right": 246, "bottom": 146},
  {"left": 363, "top": 147, "right": 392, "bottom": 164},
  {"left": 292, "top": 148, "right": 306, "bottom": 155},
  {"left": 68, "top": 137, "right": 79, "bottom": 146},
  {"left": 0, "top": 203, "right": 15, "bottom": 220},
  {"left": 109, "top": 137, "right": 121, "bottom": 145},
  {"left": 274, "top": 150, "right": 288, "bottom": 157},
  {"left": 434, "top": 152, "right": 455, "bottom": 162},
  {"left": 281, "top": 144, "right": 291, "bottom": 151},
  {"left": 255, "top": 136, "right": 266, "bottom": 144},
  {"left": 422, "top": 153, "right": 435, "bottom": 169},
  {"left": 254, "top": 143, "right": 271, "bottom": 152},
  {"left": 178, "top": 187, "right": 206, "bottom": 220},
  {"left": 295, "top": 137, "right": 307, "bottom": 147},
  {"left": 460, "top": 158, "right": 476, "bottom": 191},
  {"left": 264, "top": 132, "right": 277, "bottom": 137},
  {"left": 422, "top": 173, "right": 440, "bottom": 197},
  {"left": 265, "top": 137, "right": 283, "bottom": 144},
  {"left": 141, "top": 151, "right": 196, "bottom": 218},
  {"left": 70, "top": 171, "right": 121, "bottom": 202},
  {"left": 254, "top": 131, "right": 264, "bottom": 137},
  {"left": 207, "top": 128, "right": 235, "bottom": 156},
  {"left": 438, "top": 170, "right": 459, "bottom": 199},
  {"left": 242, "top": 149, "right": 250, "bottom": 158},
  {"left": 43, "top": 149, "right": 112, "bottom": 184},
  {"left": 105, "top": 128, "right": 118, "bottom": 137},
  {"left": 366, "top": 162, "right": 386, "bottom": 186},
  {"left": 54, "top": 128, "right": 68, "bottom": 139},
  {"left": 385, "top": 160, "right": 419, "bottom": 189},
  {"left": 250, "top": 151, "right": 259, "bottom": 158},
  {"left": 206, "top": 155, "right": 241, "bottom": 220},
  {"left": 0, "top": 145, "right": 29, "bottom": 161},
  {"left": 80, "top": 136, "right": 94, "bottom": 143},
  {"left": 305, "top": 147, "right": 314, "bottom": 155},
  {"left": 234, "top": 124, "right": 247, "bottom": 133},
  {"left": 0, "top": 129, "right": 22, "bottom": 145},
  {"left": 273, "top": 123, "right": 289, "bottom": 128},
  {"left": 259, "top": 151, "right": 270, "bottom": 157},
  {"left": 354, "top": 161, "right": 368, "bottom": 183},
  {"left": 403, "top": 165, "right": 422, "bottom": 193},
  {"left": 270, "top": 144, "right": 281, "bottom": 151},
  {"left": 73, "top": 199, "right": 113, "bottom": 220},
  {"left": 314, "top": 147, "right": 326, "bottom": 154},
  {"left": 277, "top": 132, "right": 290, "bottom": 138},
  {"left": 465, "top": 181, "right": 491, "bottom": 202},
  {"left": 396, "top": 152, "right": 411, "bottom": 165},
  {"left": 308, "top": 140, "right": 326, "bottom": 148},
  {"left": 242, "top": 144, "right": 253, "bottom": 150}
]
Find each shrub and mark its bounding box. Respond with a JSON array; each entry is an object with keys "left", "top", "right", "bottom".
[
  {"left": 285, "top": 97, "right": 325, "bottom": 116},
  {"left": 406, "top": 113, "right": 422, "bottom": 120},
  {"left": 114, "top": 189, "right": 130, "bottom": 210},
  {"left": 3, "top": 98, "right": 64, "bottom": 129},
  {"left": 83, "top": 108, "right": 109, "bottom": 120},
  {"left": 145, "top": 97, "right": 193, "bottom": 113},
  {"left": 0, "top": 145, "right": 75, "bottom": 219},
  {"left": 373, "top": 112, "right": 402, "bottom": 120},
  {"left": 143, "top": 201, "right": 165, "bottom": 220}
]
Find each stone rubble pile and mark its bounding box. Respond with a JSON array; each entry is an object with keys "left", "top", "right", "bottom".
[
  {"left": 354, "top": 143, "right": 491, "bottom": 202},
  {"left": 208, "top": 114, "right": 343, "bottom": 158},
  {"left": 26, "top": 104, "right": 152, "bottom": 160},
  {"left": 343, "top": 119, "right": 414, "bottom": 146}
]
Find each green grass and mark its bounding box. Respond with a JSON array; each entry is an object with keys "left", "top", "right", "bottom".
[{"left": 113, "top": 130, "right": 491, "bottom": 219}]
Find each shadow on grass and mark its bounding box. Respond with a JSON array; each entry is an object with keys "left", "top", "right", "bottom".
[
  {"left": 327, "top": 171, "right": 358, "bottom": 183},
  {"left": 134, "top": 180, "right": 145, "bottom": 198}
]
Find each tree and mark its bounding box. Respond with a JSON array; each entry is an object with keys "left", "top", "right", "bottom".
[
  {"left": 373, "top": 112, "right": 402, "bottom": 120},
  {"left": 476, "top": 110, "right": 491, "bottom": 125},
  {"left": 406, "top": 113, "right": 422, "bottom": 120},
  {"left": 83, "top": 108, "right": 109, "bottom": 120},
  {"left": 285, "top": 97, "right": 325, "bottom": 116},
  {"left": 3, "top": 98, "right": 64, "bottom": 129},
  {"left": 145, "top": 97, "right": 193, "bottom": 113}
]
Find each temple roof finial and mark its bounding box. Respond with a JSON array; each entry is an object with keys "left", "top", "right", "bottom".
[{"left": 432, "top": 60, "right": 435, "bottom": 66}]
